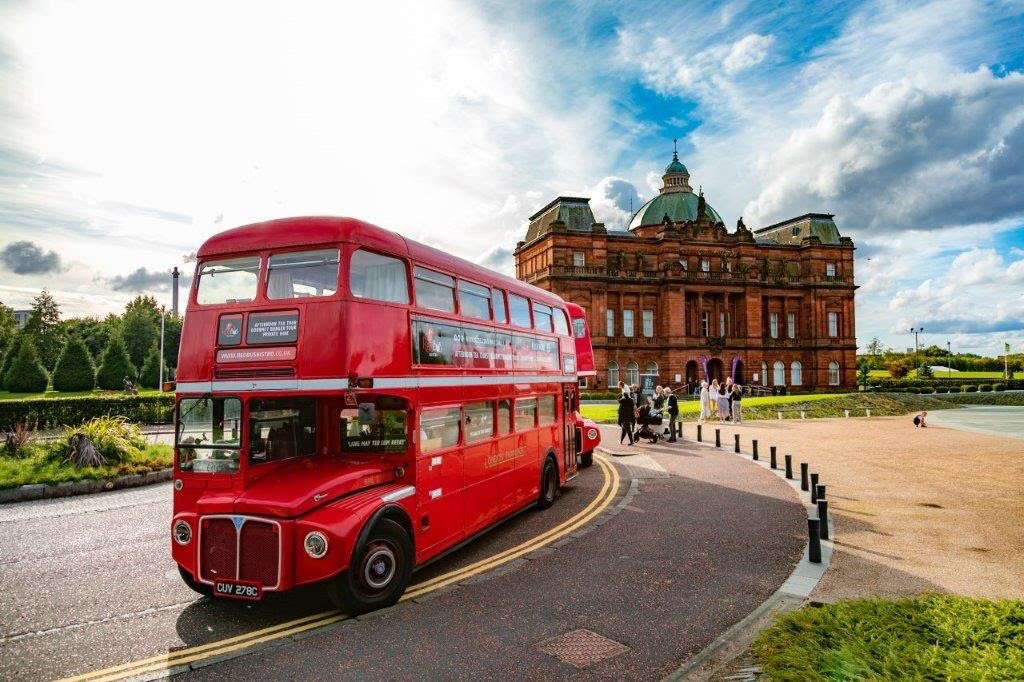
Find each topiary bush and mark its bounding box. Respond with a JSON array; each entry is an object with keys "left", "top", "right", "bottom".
[
  {"left": 138, "top": 345, "right": 163, "bottom": 389},
  {"left": 993, "top": 383, "right": 1006, "bottom": 392},
  {"left": 0, "top": 394, "right": 173, "bottom": 430},
  {"left": 919, "top": 386, "right": 935, "bottom": 394},
  {"left": 964, "top": 385, "right": 978, "bottom": 393},
  {"left": 979, "top": 383, "right": 993, "bottom": 392},
  {"left": 95, "top": 335, "right": 137, "bottom": 390},
  {"left": 905, "top": 387, "right": 920, "bottom": 394},
  {"left": 52, "top": 337, "right": 96, "bottom": 392},
  {"left": 4, "top": 341, "right": 49, "bottom": 393},
  {"left": 0, "top": 335, "right": 25, "bottom": 390},
  {"left": 935, "top": 386, "right": 949, "bottom": 394}
]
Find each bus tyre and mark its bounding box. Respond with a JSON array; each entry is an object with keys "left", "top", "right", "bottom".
[
  {"left": 579, "top": 450, "right": 594, "bottom": 468},
  {"left": 329, "top": 519, "right": 412, "bottom": 615},
  {"left": 538, "top": 457, "right": 558, "bottom": 509},
  {"left": 178, "top": 566, "right": 213, "bottom": 598}
]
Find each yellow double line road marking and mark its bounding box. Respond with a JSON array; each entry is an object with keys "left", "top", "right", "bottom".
[{"left": 63, "top": 456, "right": 619, "bottom": 682}]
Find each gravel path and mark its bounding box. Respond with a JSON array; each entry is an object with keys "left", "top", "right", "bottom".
[{"left": 677, "top": 415, "right": 1024, "bottom": 601}]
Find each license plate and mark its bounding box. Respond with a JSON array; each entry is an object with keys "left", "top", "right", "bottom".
[{"left": 213, "top": 580, "right": 263, "bottom": 600}]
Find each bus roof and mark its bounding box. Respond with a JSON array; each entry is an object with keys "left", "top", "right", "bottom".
[{"left": 197, "top": 216, "right": 567, "bottom": 308}]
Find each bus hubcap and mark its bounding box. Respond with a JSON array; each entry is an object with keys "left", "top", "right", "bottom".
[{"left": 363, "top": 545, "right": 396, "bottom": 590}]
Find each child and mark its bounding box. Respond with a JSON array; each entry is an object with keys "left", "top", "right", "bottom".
[{"left": 913, "top": 411, "right": 928, "bottom": 427}]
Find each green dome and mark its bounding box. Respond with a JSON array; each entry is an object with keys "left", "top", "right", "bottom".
[
  {"left": 628, "top": 192, "right": 724, "bottom": 229},
  {"left": 665, "top": 156, "right": 688, "bottom": 174}
]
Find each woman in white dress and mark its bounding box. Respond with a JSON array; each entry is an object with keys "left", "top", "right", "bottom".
[
  {"left": 698, "top": 380, "right": 711, "bottom": 424},
  {"left": 712, "top": 379, "right": 730, "bottom": 422}
]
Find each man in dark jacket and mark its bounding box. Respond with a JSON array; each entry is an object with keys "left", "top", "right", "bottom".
[
  {"left": 617, "top": 390, "right": 636, "bottom": 445},
  {"left": 665, "top": 388, "right": 679, "bottom": 442}
]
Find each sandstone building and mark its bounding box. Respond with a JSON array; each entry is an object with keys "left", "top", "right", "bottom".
[{"left": 514, "top": 151, "right": 858, "bottom": 391}]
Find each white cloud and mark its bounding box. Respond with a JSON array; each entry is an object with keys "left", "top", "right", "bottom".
[{"left": 723, "top": 34, "right": 775, "bottom": 74}]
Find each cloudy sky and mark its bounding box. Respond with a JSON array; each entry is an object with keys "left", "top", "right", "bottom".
[{"left": 1, "top": 0, "right": 1022, "bottom": 355}]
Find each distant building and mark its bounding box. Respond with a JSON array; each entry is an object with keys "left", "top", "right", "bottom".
[
  {"left": 514, "top": 150, "right": 858, "bottom": 391},
  {"left": 12, "top": 310, "right": 32, "bottom": 329}
]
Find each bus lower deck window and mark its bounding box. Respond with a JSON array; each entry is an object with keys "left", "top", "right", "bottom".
[
  {"left": 514, "top": 399, "right": 537, "bottom": 431},
  {"left": 176, "top": 397, "right": 242, "bottom": 472},
  {"left": 538, "top": 395, "right": 556, "bottom": 424},
  {"left": 497, "top": 400, "right": 512, "bottom": 435},
  {"left": 464, "top": 401, "right": 495, "bottom": 443},
  {"left": 420, "top": 407, "right": 461, "bottom": 452}
]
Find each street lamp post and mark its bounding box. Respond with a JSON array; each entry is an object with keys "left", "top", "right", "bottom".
[
  {"left": 947, "top": 340, "right": 951, "bottom": 378},
  {"left": 909, "top": 327, "right": 924, "bottom": 376}
]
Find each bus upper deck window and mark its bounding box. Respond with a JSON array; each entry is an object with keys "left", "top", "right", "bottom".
[
  {"left": 572, "top": 317, "right": 586, "bottom": 338},
  {"left": 532, "top": 302, "right": 553, "bottom": 333},
  {"left": 508, "top": 294, "right": 531, "bottom": 328},
  {"left": 457, "top": 280, "right": 490, "bottom": 320},
  {"left": 267, "top": 249, "right": 339, "bottom": 299},
  {"left": 492, "top": 289, "right": 507, "bottom": 323},
  {"left": 414, "top": 267, "right": 455, "bottom": 313},
  {"left": 350, "top": 250, "right": 410, "bottom": 304},
  {"left": 196, "top": 257, "right": 260, "bottom": 305},
  {"left": 553, "top": 309, "right": 570, "bottom": 336}
]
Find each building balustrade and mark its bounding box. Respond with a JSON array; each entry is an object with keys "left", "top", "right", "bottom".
[{"left": 521, "top": 263, "right": 853, "bottom": 286}]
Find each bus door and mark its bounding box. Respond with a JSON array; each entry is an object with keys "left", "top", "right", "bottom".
[
  {"left": 562, "top": 386, "right": 578, "bottom": 478},
  {"left": 416, "top": 406, "right": 465, "bottom": 556}
]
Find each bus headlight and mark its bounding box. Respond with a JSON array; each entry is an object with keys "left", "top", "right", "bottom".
[
  {"left": 304, "top": 531, "right": 328, "bottom": 559},
  {"left": 587, "top": 428, "right": 598, "bottom": 441},
  {"left": 173, "top": 520, "right": 192, "bottom": 546}
]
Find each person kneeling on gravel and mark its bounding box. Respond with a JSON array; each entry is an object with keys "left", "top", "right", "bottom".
[{"left": 913, "top": 411, "right": 928, "bottom": 427}]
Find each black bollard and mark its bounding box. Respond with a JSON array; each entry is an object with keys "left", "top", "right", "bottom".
[
  {"left": 752, "top": 439, "right": 759, "bottom": 460},
  {"left": 816, "top": 484, "right": 826, "bottom": 502},
  {"left": 697, "top": 424, "right": 703, "bottom": 442},
  {"left": 734, "top": 433, "right": 740, "bottom": 453},
  {"left": 800, "top": 462, "right": 809, "bottom": 491},
  {"left": 818, "top": 499, "right": 829, "bottom": 540},
  {"left": 808, "top": 518, "right": 822, "bottom": 563},
  {"left": 677, "top": 422, "right": 683, "bottom": 438},
  {"left": 785, "top": 454, "right": 793, "bottom": 479},
  {"left": 715, "top": 429, "right": 721, "bottom": 447},
  {"left": 810, "top": 473, "right": 820, "bottom": 504},
  {"left": 770, "top": 446, "right": 777, "bottom": 469}
]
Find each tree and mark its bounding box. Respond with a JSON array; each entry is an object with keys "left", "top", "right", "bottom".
[
  {"left": 124, "top": 295, "right": 162, "bottom": 326},
  {"left": 4, "top": 340, "right": 49, "bottom": 393},
  {"left": 162, "top": 314, "right": 183, "bottom": 373},
  {"left": 52, "top": 337, "right": 97, "bottom": 391},
  {"left": 0, "top": 303, "right": 17, "bottom": 358},
  {"left": 95, "top": 335, "right": 137, "bottom": 390},
  {"left": 121, "top": 310, "right": 158, "bottom": 371},
  {"left": 139, "top": 344, "right": 164, "bottom": 388},
  {"left": 0, "top": 335, "right": 25, "bottom": 390},
  {"left": 887, "top": 358, "right": 911, "bottom": 379},
  {"left": 857, "top": 362, "right": 871, "bottom": 389},
  {"left": 60, "top": 317, "right": 115, "bottom": 362},
  {"left": 865, "top": 337, "right": 884, "bottom": 368},
  {"left": 917, "top": 363, "right": 934, "bottom": 378},
  {"left": 23, "top": 289, "right": 65, "bottom": 371}
]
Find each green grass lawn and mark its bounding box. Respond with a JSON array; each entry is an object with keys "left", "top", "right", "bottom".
[
  {"left": 754, "top": 595, "right": 1024, "bottom": 681},
  {"left": 0, "top": 388, "right": 163, "bottom": 401},
  {"left": 868, "top": 369, "right": 1022, "bottom": 379},
  {"left": 0, "top": 442, "right": 173, "bottom": 489}
]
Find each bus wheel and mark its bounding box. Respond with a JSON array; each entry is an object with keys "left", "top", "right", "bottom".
[
  {"left": 538, "top": 457, "right": 558, "bottom": 509},
  {"left": 579, "top": 450, "right": 594, "bottom": 468},
  {"left": 329, "top": 519, "right": 412, "bottom": 615},
  {"left": 178, "top": 566, "right": 213, "bottom": 598}
]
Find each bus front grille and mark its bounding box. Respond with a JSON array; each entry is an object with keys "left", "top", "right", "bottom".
[{"left": 199, "top": 517, "right": 281, "bottom": 588}]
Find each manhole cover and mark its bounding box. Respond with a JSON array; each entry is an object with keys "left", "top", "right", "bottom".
[{"left": 536, "top": 628, "right": 630, "bottom": 668}]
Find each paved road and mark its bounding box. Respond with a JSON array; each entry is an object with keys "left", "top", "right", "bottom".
[{"left": 1, "top": 436, "right": 805, "bottom": 680}]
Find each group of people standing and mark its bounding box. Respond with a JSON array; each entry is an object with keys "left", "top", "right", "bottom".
[
  {"left": 616, "top": 382, "right": 680, "bottom": 446},
  {"left": 698, "top": 377, "right": 743, "bottom": 424}
]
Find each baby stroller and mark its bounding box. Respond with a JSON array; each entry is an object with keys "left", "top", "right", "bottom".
[{"left": 634, "top": 407, "right": 663, "bottom": 444}]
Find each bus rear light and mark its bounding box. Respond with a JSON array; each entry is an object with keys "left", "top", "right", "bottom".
[
  {"left": 304, "top": 532, "right": 328, "bottom": 559},
  {"left": 174, "top": 520, "right": 192, "bottom": 545}
]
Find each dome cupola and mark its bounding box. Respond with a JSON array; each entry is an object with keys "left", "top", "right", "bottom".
[{"left": 660, "top": 138, "right": 692, "bottom": 194}]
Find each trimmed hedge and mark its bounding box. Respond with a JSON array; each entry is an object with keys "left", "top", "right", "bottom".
[
  {"left": 935, "top": 386, "right": 949, "bottom": 394},
  {"left": 993, "top": 383, "right": 1006, "bottom": 391},
  {"left": 139, "top": 345, "right": 163, "bottom": 389},
  {"left": 872, "top": 377, "right": 1023, "bottom": 390},
  {"left": 963, "top": 385, "right": 978, "bottom": 393},
  {"left": 5, "top": 342, "right": 49, "bottom": 393},
  {"left": 52, "top": 337, "right": 96, "bottom": 391},
  {"left": 979, "top": 383, "right": 993, "bottom": 392},
  {"left": 0, "top": 336, "right": 25, "bottom": 390},
  {"left": 0, "top": 394, "right": 174, "bottom": 430},
  {"left": 96, "top": 335, "right": 137, "bottom": 390}
]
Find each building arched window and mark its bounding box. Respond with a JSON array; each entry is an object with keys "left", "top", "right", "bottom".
[
  {"left": 646, "top": 362, "right": 658, "bottom": 378},
  {"left": 761, "top": 361, "right": 768, "bottom": 385},
  {"left": 607, "top": 362, "right": 619, "bottom": 388},
  {"left": 626, "top": 361, "right": 640, "bottom": 386},
  {"left": 773, "top": 361, "right": 785, "bottom": 386},
  {"left": 791, "top": 361, "right": 802, "bottom": 386},
  {"left": 828, "top": 361, "right": 840, "bottom": 386}
]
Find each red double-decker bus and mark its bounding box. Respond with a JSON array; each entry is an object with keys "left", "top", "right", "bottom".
[{"left": 170, "top": 216, "right": 599, "bottom": 613}]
